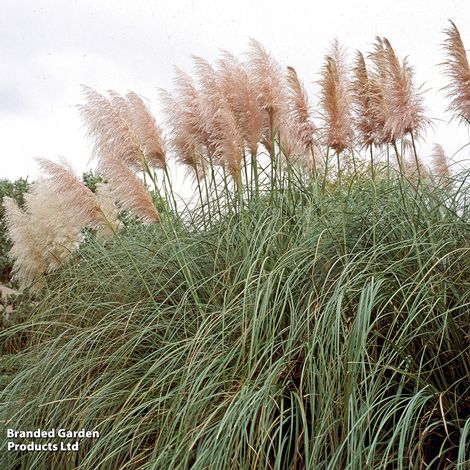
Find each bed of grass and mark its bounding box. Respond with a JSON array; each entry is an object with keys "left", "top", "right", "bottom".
[{"left": 1, "top": 166, "right": 469, "bottom": 469}]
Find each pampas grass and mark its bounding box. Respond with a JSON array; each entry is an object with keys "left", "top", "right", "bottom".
[
  {"left": 381, "top": 38, "right": 428, "bottom": 142},
  {"left": 442, "top": 20, "right": 470, "bottom": 124},
  {"left": 432, "top": 143, "right": 452, "bottom": 189},
  {"left": 80, "top": 87, "right": 166, "bottom": 176},
  {"left": 432, "top": 143, "right": 450, "bottom": 178},
  {"left": 352, "top": 51, "right": 378, "bottom": 149},
  {"left": 2, "top": 197, "right": 45, "bottom": 289},
  {"left": 319, "top": 40, "right": 353, "bottom": 154},
  {"left": 3, "top": 154, "right": 156, "bottom": 288},
  {"left": 364, "top": 37, "right": 429, "bottom": 175},
  {"left": 3, "top": 182, "right": 83, "bottom": 288},
  {"left": 5, "top": 25, "right": 470, "bottom": 286},
  {"left": 217, "top": 51, "right": 265, "bottom": 158},
  {"left": 366, "top": 38, "right": 390, "bottom": 146},
  {"left": 36, "top": 158, "right": 112, "bottom": 229},
  {"left": 248, "top": 39, "right": 287, "bottom": 152},
  {"left": 24, "top": 183, "right": 83, "bottom": 272},
  {"left": 98, "top": 157, "right": 160, "bottom": 223},
  {"left": 284, "top": 66, "right": 320, "bottom": 169},
  {"left": 2, "top": 170, "right": 469, "bottom": 469},
  {"left": 125, "top": 91, "right": 166, "bottom": 169},
  {"left": 160, "top": 69, "right": 209, "bottom": 178},
  {"left": 1, "top": 23, "right": 470, "bottom": 469},
  {"left": 4, "top": 24, "right": 470, "bottom": 288},
  {"left": 95, "top": 183, "right": 123, "bottom": 239},
  {"left": 79, "top": 86, "right": 146, "bottom": 171},
  {"left": 193, "top": 56, "right": 244, "bottom": 183}
]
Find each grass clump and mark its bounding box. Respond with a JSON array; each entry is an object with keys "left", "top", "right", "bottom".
[{"left": 1, "top": 171, "right": 469, "bottom": 469}]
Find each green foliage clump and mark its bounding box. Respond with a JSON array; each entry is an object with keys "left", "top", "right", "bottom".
[
  {"left": 81, "top": 170, "right": 103, "bottom": 193},
  {"left": 0, "top": 170, "right": 469, "bottom": 469}
]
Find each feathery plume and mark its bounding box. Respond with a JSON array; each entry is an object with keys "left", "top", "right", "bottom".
[
  {"left": 210, "top": 105, "right": 243, "bottom": 183},
  {"left": 173, "top": 68, "right": 214, "bottom": 153},
  {"left": 247, "top": 39, "right": 288, "bottom": 150},
  {"left": 160, "top": 69, "right": 212, "bottom": 179},
  {"left": 403, "top": 154, "right": 429, "bottom": 181},
  {"left": 24, "top": 182, "right": 83, "bottom": 272},
  {"left": 193, "top": 56, "right": 244, "bottom": 182},
  {"left": 441, "top": 20, "right": 470, "bottom": 124},
  {"left": 159, "top": 89, "right": 206, "bottom": 179},
  {"left": 106, "top": 90, "right": 166, "bottom": 170},
  {"left": 95, "top": 183, "right": 123, "bottom": 239},
  {"left": 367, "top": 38, "right": 391, "bottom": 145},
  {"left": 286, "top": 66, "right": 318, "bottom": 150},
  {"left": 319, "top": 40, "right": 353, "bottom": 153},
  {"left": 36, "top": 158, "right": 110, "bottom": 229},
  {"left": 125, "top": 92, "right": 166, "bottom": 168},
  {"left": 278, "top": 118, "right": 320, "bottom": 169},
  {"left": 3, "top": 197, "right": 45, "bottom": 289},
  {"left": 432, "top": 143, "right": 451, "bottom": 181},
  {"left": 3, "top": 182, "right": 84, "bottom": 289},
  {"left": 98, "top": 158, "right": 159, "bottom": 223},
  {"left": 381, "top": 38, "right": 428, "bottom": 141},
  {"left": 217, "top": 51, "right": 264, "bottom": 156},
  {"left": 278, "top": 67, "right": 322, "bottom": 170},
  {"left": 351, "top": 51, "right": 378, "bottom": 147},
  {"left": 79, "top": 86, "right": 146, "bottom": 172}
]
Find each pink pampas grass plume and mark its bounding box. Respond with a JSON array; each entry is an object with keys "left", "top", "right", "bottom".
[
  {"left": 98, "top": 158, "right": 159, "bottom": 223},
  {"left": 247, "top": 39, "right": 288, "bottom": 151},
  {"left": 432, "top": 143, "right": 450, "bottom": 178},
  {"left": 217, "top": 51, "right": 265, "bottom": 157},
  {"left": 381, "top": 38, "right": 429, "bottom": 142},
  {"left": 441, "top": 20, "right": 470, "bottom": 124},
  {"left": 286, "top": 66, "right": 318, "bottom": 151},
  {"left": 79, "top": 86, "right": 146, "bottom": 172},
  {"left": 319, "top": 39, "right": 353, "bottom": 153}
]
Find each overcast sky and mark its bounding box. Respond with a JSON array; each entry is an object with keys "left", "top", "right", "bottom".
[{"left": 1, "top": 0, "right": 470, "bottom": 181}]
